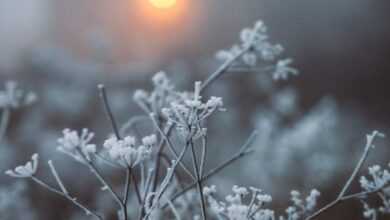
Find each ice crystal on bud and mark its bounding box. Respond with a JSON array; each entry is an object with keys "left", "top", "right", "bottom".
[
  {"left": 0, "top": 81, "right": 37, "bottom": 109},
  {"left": 161, "top": 81, "right": 224, "bottom": 138},
  {"left": 273, "top": 58, "right": 299, "bottom": 81},
  {"left": 103, "top": 135, "right": 153, "bottom": 168},
  {"left": 359, "top": 164, "right": 390, "bottom": 217},
  {"left": 57, "top": 129, "right": 96, "bottom": 163},
  {"left": 280, "top": 189, "right": 321, "bottom": 220},
  {"left": 6, "top": 154, "right": 39, "bottom": 178}
]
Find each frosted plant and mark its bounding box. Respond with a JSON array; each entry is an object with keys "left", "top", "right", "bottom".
[
  {"left": 215, "top": 20, "right": 297, "bottom": 81},
  {"left": 160, "top": 81, "right": 225, "bottom": 138},
  {"left": 4, "top": 19, "right": 390, "bottom": 220},
  {"left": 272, "top": 59, "right": 298, "bottom": 81},
  {"left": 103, "top": 135, "right": 155, "bottom": 168},
  {"left": 203, "top": 185, "right": 275, "bottom": 220},
  {"left": 5, "top": 153, "right": 39, "bottom": 178},
  {"left": 279, "top": 189, "right": 321, "bottom": 220},
  {"left": 358, "top": 164, "right": 390, "bottom": 219},
  {"left": 57, "top": 128, "right": 97, "bottom": 163}
]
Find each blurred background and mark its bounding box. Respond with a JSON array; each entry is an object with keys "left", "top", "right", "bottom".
[{"left": 0, "top": 0, "right": 390, "bottom": 219}]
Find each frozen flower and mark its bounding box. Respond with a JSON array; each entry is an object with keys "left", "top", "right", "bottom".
[
  {"left": 57, "top": 128, "right": 96, "bottom": 163},
  {"left": 0, "top": 81, "right": 37, "bottom": 109},
  {"left": 272, "top": 58, "right": 298, "bottom": 81},
  {"left": 5, "top": 154, "right": 39, "bottom": 178},
  {"left": 204, "top": 185, "right": 275, "bottom": 220},
  {"left": 103, "top": 135, "right": 153, "bottom": 168},
  {"left": 280, "top": 189, "right": 321, "bottom": 220},
  {"left": 360, "top": 165, "right": 390, "bottom": 191}
]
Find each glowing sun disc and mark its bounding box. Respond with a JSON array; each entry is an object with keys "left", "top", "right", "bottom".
[{"left": 149, "top": 0, "right": 177, "bottom": 9}]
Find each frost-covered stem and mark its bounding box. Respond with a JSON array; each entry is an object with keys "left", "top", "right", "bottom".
[
  {"left": 131, "top": 171, "right": 142, "bottom": 204},
  {"left": 189, "top": 139, "right": 207, "bottom": 220},
  {"left": 150, "top": 114, "right": 195, "bottom": 180},
  {"left": 123, "top": 167, "right": 131, "bottom": 206},
  {"left": 151, "top": 124, "right": 173, "bottom": 192},
  {"left": 0, "top": 108, "right": 10, "bottom": 143},
  {"left": 197, "top": 121, "right": 207, "bottom": 177},
  {"left": 86, "top": 160, "right": 126, "bottom": 220},
  {"left": 305, "top": 131, "right": 384, "bottom": 220},
  {"left": 30, "top": 176, "right": 103, "bottom": 220},
  {"left": 143, "top": 138, "right": 193, "bottom": 220},
  {"left": 163, "top": 130, "right": 258, "bottom": 208},
  {"left": 98, "top": 84, "right": 121, "bottom": 139},
  {"left": 48, "top": 160, "right": 69, "bottom": 195},
  {"left": 99, "top": 84, "right": 142, "bottom": 209},
  {"left": 200, "top": 45, "right": 251, "bottom": 93}
]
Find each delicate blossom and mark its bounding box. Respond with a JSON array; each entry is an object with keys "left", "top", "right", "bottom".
[
  {"left": 280, "top": 189, "right": 321, "bottom": 220},
  {"left": 57, "top": 128, "right": 97, "bottom": 163},
  {"left": 360, "top": 163, "right": 390, "bottom": 218},
  {"left": 103, "top": 135, "right": 154, "bottom": 168},
  {"left": 215, "top": 20, "right": 298, "bottom": 81},
  {"left": 5, "top": 154, "right": 39, "bottom": 178},
  {"left": 203, "top": 185, "right": 274, "bottom": 220},
  {"left": 272, "top": 58, "right": 298, "bottom": 81},
  {"left": 161, "top": 81, "right": 224, "bottom": 138}
]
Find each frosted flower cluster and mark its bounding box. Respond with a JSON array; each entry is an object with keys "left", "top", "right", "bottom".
[
  {"left": 0, "top": 81, "right": 37, "bottom": 109},
  {"left": 279, "top": 189, "right": 321, "bottom": 220},
  {"left": 203, "top": 185, "right": 275, "bottom": 220},
  {"left": 216, "top": 20, "right": 298, "bottom": 80},
  {"left": 103, "top": 134, "right": 156, "bottom": 168},
  {"left": 5, "top": 154, "right": 39, "bottom": 178},
  {"left": 134, "top": 72, "right": 224, "bottom": 138},
  {"left": 161, "top": 81, "right": 224, "bottom": 138},
  {"left": 360, "top": 164, "right": 390, "bottom": 218},
  {"left": 57, "top": 128, "right": 97, "bottom": 163}
]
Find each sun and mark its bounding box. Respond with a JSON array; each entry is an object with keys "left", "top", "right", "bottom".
[{"left": 149, "top": 0, "right": 177, "bottom": 9}]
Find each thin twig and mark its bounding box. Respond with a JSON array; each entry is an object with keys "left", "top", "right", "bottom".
[
  {"left": 123, "top": 168, "right": 131, "bottom": 205},
  {"left": 189, "top": 139, "right": 207, "bottom": 220},
  {"left": 305, "top": 131, "right": 384, "bottom": 220},
  {"left": 151, "top": 124, "right": 173, "bottom": 193},
  {"left": 150, "top": 114, "right": 195, "bottom": 180},
  {"left": 143, "top": 137, "right": 193, "bottom": 220},
  {"left": 131, "top": 171, "right": 143, "bottom": 204},
  {"left": 200, "top": 45, "right": 251, "bottom": 93},
  {"left": 86, "top": 161, "right": 126, "bottom": 218},
  {"left": 98, "top": 84, "right": 121, "bottom": 139},
  {"left": 98, "top": 84, "right": 143, "bottom": 219}
]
